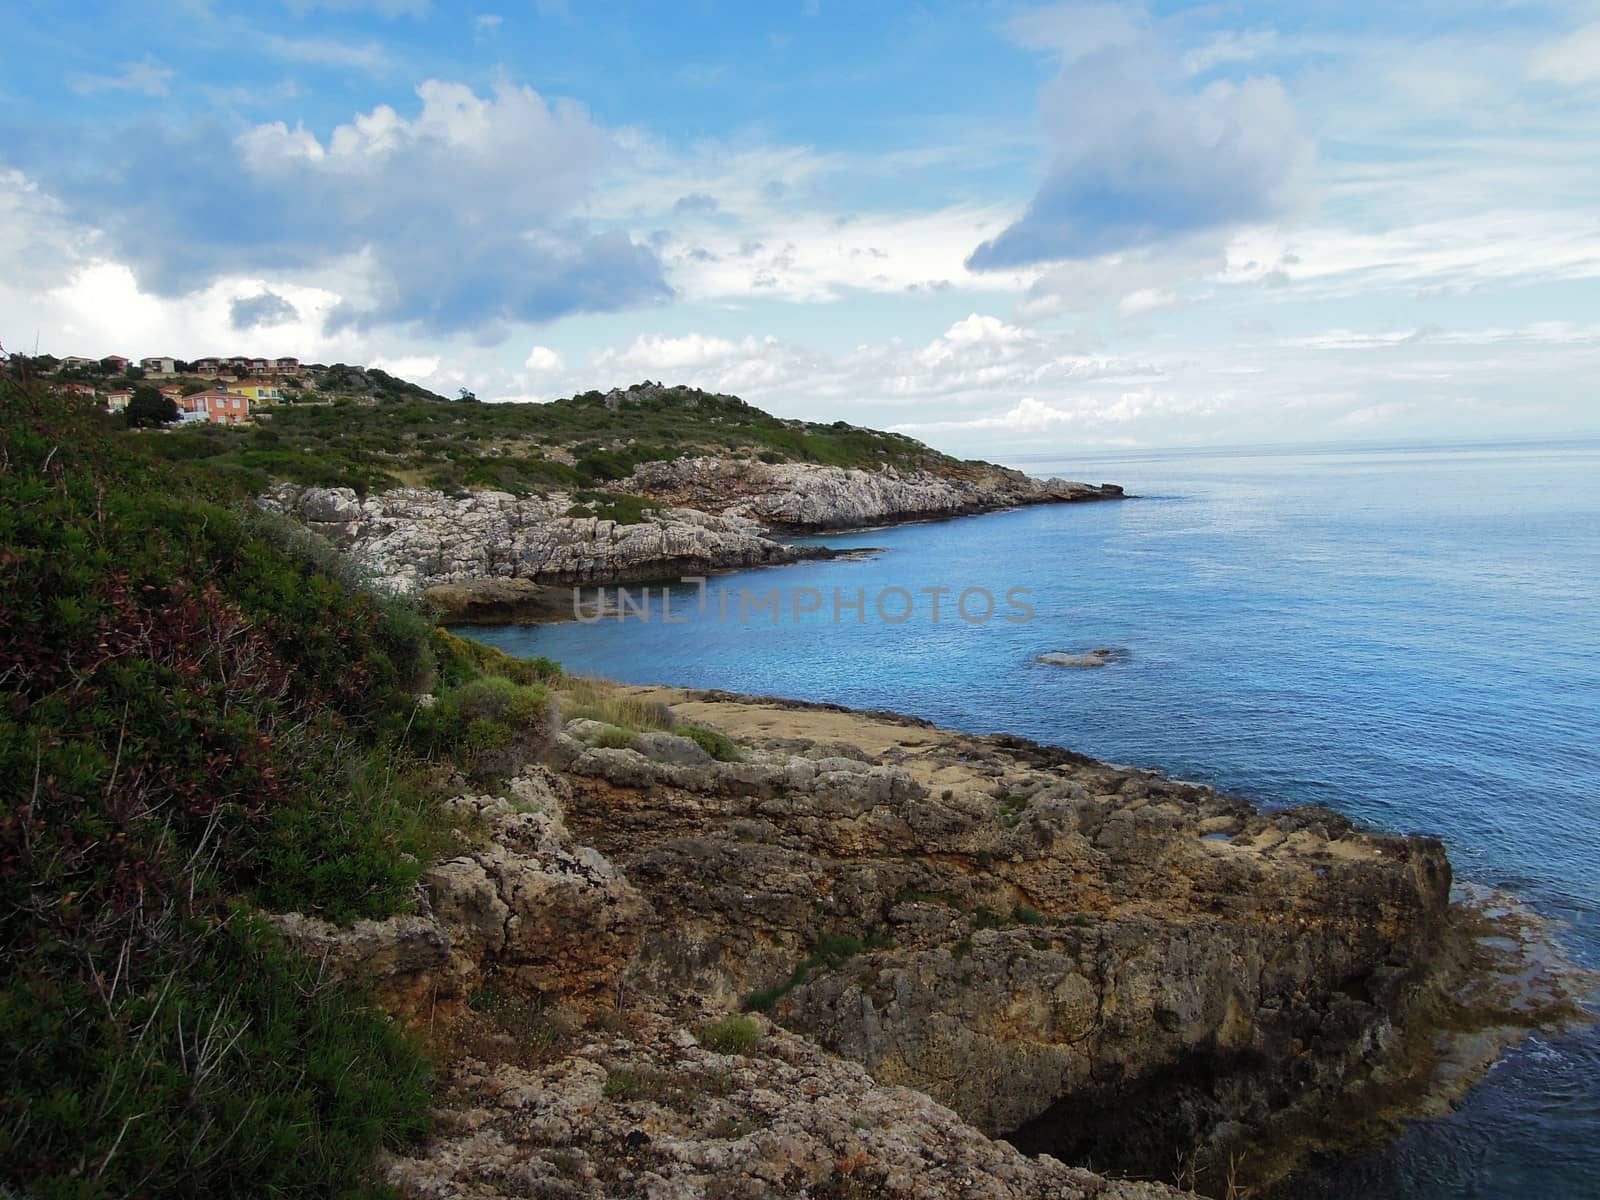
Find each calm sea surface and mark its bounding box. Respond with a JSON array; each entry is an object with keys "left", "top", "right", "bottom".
[{"left": 463, "top": 440, "right": 1600, "bottom": 1198}]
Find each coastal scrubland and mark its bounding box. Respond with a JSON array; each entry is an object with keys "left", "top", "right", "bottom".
[
  {"left": 4, "top": 363, "right": 1577, "bottom": 1200},
  {"left": 0, "top": 370, "right": 555, "bottom": 1195},
  {"left": 140, "top": 380, "right": 971, "bottom": 499}
]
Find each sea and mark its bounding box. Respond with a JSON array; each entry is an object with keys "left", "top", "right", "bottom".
[{"left": 461, "top": 438, "right": 1600, "bottom": 1199}]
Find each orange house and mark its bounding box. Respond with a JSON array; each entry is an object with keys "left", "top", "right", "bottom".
[{"left": 182, "top": 389, "right": 252, "bottom": 425}]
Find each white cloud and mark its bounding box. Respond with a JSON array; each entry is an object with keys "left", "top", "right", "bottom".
[
  {"left": 70, "top": 59, "right": 174, "bottom": 97},
  {"left": 1117, "top": 286, "right": 1179, "bottom": 318},
  {"left": 31, "top": 81, "right": 670, "bottom": 334},
  {"left": 969, "top": 4, "right": 1314, "bottom": 268},
  {"left": 260, "top": 35, "right": 394, "bottom": 74},
  {"left": 371, "top": 355, "right": 441, "bottom": 378},
  {"left": 34, "top": 261, "right": 346, "bottom": 360},
  {"left": 1183, "top": 30, "right": 1281, "bottom": 76},
  {"left": 524, "top": 344, "right": 564, "bottom": 370},
  {"left": 1530, "top": 22, "right": 1600, "bottom": 85},
  {"left": 594, "top": 332, "right": 779, "bottom": 374}
]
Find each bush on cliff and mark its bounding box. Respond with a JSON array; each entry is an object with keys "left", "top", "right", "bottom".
[
  {"left": 0, "top": 370, "right": 449, "bottom": 1195},
  {"left": 411, "top": 674, "right": 556, "bottom": 783},
  {"left": 679, "top": 724, "right": 743, "bottom": 762}
]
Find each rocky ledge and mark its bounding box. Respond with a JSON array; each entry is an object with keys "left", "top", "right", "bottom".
[
  {"left": 261, "top": 483, "right": 832, "bottom": 597},
  {"left": 623, "top": 456, "right": 1124, "bottom": 531},
  {"left": 260, "top": 459, "right": 1122, "bottom": 600},
  {"left": 271, "top": 682, "right": 1587, "bottom": 1199}
]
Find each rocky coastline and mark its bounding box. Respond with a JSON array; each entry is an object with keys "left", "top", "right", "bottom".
[
  {"left": 274, "top": 679, "right": 1590, "bottom": 1200},
  {"left": 258, "top": 459, "right": 1591, "bottom": 1197},
  {"left": 259, "top": 458, "right": 1124, "bottom": 617},
  {"left": 622, "top": 456, "right": 1125, "bottom": 533}
]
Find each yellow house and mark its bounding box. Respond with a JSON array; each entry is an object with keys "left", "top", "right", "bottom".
[{"left": 224, "top": 379, "right": 284, "bottom": 404}]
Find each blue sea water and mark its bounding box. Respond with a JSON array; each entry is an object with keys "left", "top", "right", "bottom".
[{"left": 462, "top": 439, "right": 1600, "bottom": 1198}]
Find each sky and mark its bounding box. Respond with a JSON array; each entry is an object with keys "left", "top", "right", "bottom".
[{"left": 2, "top": 0, "right": 1598, "bottom": 458}]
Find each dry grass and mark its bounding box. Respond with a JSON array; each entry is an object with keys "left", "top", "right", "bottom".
[{"left": 554, "top": 676, "right": 678, "bottom": 733}]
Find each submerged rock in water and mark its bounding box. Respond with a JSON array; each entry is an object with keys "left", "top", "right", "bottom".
[{"left": 1038, "top": 647, "right": 1129, "bottom": 668}]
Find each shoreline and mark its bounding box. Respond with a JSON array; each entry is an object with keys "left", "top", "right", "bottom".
[
  {"left": 608, "top": 684, "right": 1598, "bottom": 1195},
  {"left": 263, "top": 469, "right": 1129, "bottom": 617},
  {"left": 420, "top": 489, "right": 1118, "bottom": 624},
  {"left": 322, "top": 471, "right": 1593, "bottom": 1194}
]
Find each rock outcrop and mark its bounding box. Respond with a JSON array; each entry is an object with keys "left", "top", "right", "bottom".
[
  {"left": 551, "top": 690, "right": 1452, "bottom": 1184},
  {"left": 626, "top": 456, "right": 1124, "bottom": 531},
  {"left": 272, "top": 772, "right": 649, "bottom": 1020},
  {"left": 259, "top": 457, "right": 1123, "bottom": 596},
  {"left": 278, "top": 683, "right": 1587, "bottom": 1199},
  {"left": 261, "top": 484, "right": 827, "bottom": 593},
  {"left": 386, "top": 1007, "right": 1179, "bottom": 1200}
]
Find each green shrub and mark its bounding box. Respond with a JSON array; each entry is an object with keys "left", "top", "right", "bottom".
[
  {"left": 699, "top": 1014, "right": 762, "bottom": 1055},
  {"left": 603, "top": 1070, "right": 645, "bottom": 1101},
  {"left": 411, "top": 675, "right": 554, "bottom": 783},
  {"left": 0, "top": 371, "right": 440, "bottom": 1195},
  {"left": 742, "top": 932, "right": 892, "bottom": 1013},
  {"left": 595, "top": 725, "right": 639, "bottom": 750},
  {"left": 564, "top": 491, "right": 658, "bottom": 525},
  {"left": 973, "top": 907, "right": 1006, "bottom": 931},
  {"left": 435, "top": 628, "right": 561, "bottom": 687},
  {"left": 679, "top": 724, "right": 743, "bottom": 762},
  {"left": 468, "top": 984, "right": 509, "bottom": 1013},
  {"left": 0, "top": 919, "right": 429, "bottom": 1199}
]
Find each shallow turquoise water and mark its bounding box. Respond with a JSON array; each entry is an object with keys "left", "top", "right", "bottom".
[{"left": 462, "top": 440, "right": 1600, "bottom": 1197}]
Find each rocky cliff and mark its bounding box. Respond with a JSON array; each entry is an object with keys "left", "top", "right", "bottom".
[
  {"left": 271, "top": 679, "right": 1578, "bottom": 1199},
  {"left": 260, "top": 458, "right": 1122, "bottom": 600},
  {"left": 261, "top": 483, "right": 826, "bottom": 595},
  {"left": 624, "top": 456, "right": 1124, "bottom": 531}
]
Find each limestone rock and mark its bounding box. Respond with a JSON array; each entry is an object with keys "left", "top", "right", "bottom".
[
  {"left": 258, "top": 461, "right": 1124, "bottom": 594},
  {"left": 260, "top": 484, "right": 825, "bottom": 593},
  {"left": 552, "top": 691, "right": 1454, "bottom": 1186},
  {"left": 383, "top": 1009, "right": 1181, "bottom": 1200},
  {"left": 270, "top": 776, "right": 647, "bottom": 1019},
  {"left": 626, "top": 456, "right": 1125, "bottom": 531}
]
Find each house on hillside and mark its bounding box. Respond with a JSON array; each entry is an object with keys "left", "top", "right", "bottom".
[
  {"left": 182, "top": 389, "right": 252, "bottom": 425},
  {"left": 227, "top": 379, "right": 283, "bottom": 404},
  {"left": 65, "top": 383, "right": 98, "bottom": 399},
  {"left": 59, "top": 356, "right": 97, "bottom": 371},
  {"left": 194, "top": 357, "right": 222, "bottom": 376},
  {"left": 102, "top": 355, "right": 130, "bottom": 372},
  {"left": 140, "top": 356, "right": 177, "bottom": 374},
  {"left": 159, "top": 384, "right": 184, "bottom": 399},
  {"left": 272, "top": 356, "right": 300, "bottom": 375},
  {"left": 104, "top": 389, "right": 133, "bottom": 413}
]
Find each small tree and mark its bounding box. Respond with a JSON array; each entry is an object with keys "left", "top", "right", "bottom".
[{"left": 126, "top": 385, "right": 179, "bottom": 428}]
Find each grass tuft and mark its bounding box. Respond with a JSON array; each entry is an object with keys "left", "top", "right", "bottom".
[{"left": 698, "top": 1014, "right": 762, "bottom": 1055}]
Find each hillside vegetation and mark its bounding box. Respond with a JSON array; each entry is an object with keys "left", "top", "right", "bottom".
[
  {"left": 0, "top": 366, "right": 565, "bottom": 1196},
  {"left": 140, "top": 379, "right": 982, "bottom": 498}
]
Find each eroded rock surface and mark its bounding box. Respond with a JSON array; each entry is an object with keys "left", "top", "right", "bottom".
[
  {"left": 551, "top": 688, "right": 1454, "bottom": 1191},
  {"left": 273, "top": 771, "right": 649, "bottom": 1020},
  {"left": 273, "top": 685, "right": 1574, "bottom": 1199},
  {"left": 385, "top": 1009, "right": 1177, "bottom": 1200},
  {"left": 260, "top": 459, "right": 1122, "bottom": 595},
  {"left": 261, "top": 484, "right": 823, "bottom": 593},
  {"left": 626, "top": 456, "right": 1124, "bottom": 531}
]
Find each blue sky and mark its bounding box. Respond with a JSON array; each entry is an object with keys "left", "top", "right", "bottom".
[{"left": 2, "top": 0, "right": 1598, "bottom": 457}]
